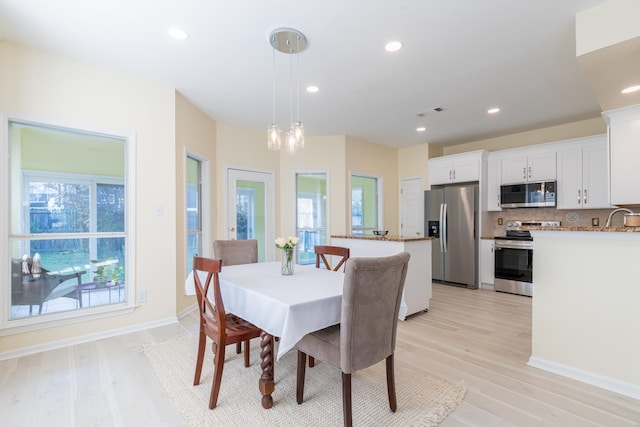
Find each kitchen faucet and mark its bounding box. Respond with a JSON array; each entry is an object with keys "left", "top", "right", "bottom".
[{"left": 604, "top": 208, "right": 633, "bottom": 227}]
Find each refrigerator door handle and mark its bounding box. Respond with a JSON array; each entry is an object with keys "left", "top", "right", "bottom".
[
  {"left": 438, "top": 204, "right": 444, "bottom": 252},
  {"left": 441, "top": 203, "right": 448, "bottom": 253}
]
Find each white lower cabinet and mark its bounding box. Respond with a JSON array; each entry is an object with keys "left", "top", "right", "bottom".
[{"left": 479, "top": 239, "right": 495, "bottom": 289}]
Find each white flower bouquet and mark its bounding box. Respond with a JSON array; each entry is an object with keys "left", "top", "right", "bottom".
[{"left": 275, "top": 236, "right": 299, "bottom": 249}]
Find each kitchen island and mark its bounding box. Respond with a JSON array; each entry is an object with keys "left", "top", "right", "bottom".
[
  {"left": 526, "top": 228, "right": 640, "bottom": 399},
  {"left": 331, "top": 235, "right": 432, "bottom": 320}
]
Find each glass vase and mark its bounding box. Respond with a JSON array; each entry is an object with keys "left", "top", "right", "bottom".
[{"left": 281, "top": 247, "right": 294, "bottom": 276}]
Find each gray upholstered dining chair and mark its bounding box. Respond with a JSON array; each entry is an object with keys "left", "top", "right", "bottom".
[
  {"left": 212, "top": 239, "right": 260, "bottom": 354},
  {"left": 213, "top": 239, "right": 258, "bottom": 266},
  {"left": 295, "top": 252, "right": 410, "bottom": 427}
]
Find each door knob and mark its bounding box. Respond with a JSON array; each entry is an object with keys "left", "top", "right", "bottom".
[{"left": 230, "top": 227, "right": 235, "bottom": 232}]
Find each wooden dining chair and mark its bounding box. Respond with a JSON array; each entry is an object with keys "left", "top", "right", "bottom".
[
  {"left": 295, "top": 252, "right": 410, "bottom": 427},
  {"left": 192, "top": 256, "right": 262, "bottom": 409},
  {"left": 213, "top": 239, "right": 259, "bottom": 354},
  {"left": 314, "top": 245, "right": 350, "bottom": 272},
  {"left": 308, "top": 245, "right": 350, "bottom": 367}
]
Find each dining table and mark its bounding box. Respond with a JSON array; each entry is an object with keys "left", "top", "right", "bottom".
[{"left": 185, "top": 261, "right": 344, "bottom": 409}]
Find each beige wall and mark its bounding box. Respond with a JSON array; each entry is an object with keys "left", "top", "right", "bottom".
[
  {"left": 442, "top": 117, "right": 606, "bottom": 155},
  {"left": 0, "top": 42, "right": 177, "bottom": 351},
  {"left": 346, "top": 136, "right": 399, "bottom": 235},
  {"left": 397, "top": 143, "right": 429, "bottom": 185},
  {"left": 175, "top": 93, "right": 217, "bottom": 314}
]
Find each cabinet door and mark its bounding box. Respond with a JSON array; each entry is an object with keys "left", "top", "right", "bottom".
[
  {"left": 428, "top": 158, "right": 453, "bottom": 185},
  {"left": 556, "top": 146, "right": 582, "bottom": 209},
  {"left": 486, "top": 154, "right": 502, "bottom": 211},
  {"left": 528, "top": 150, "right": 556, "bottom": 182},
  {"left": 608, "top": 107, "right": 640, "bottom": 205},
  {"left": 479, "top": 239, "right": 495, "bottom": 287},
  {"left": 582, "top": 139, "right": 610, "bottom": 209},
  {"left": 501, "top": 154, "right": 528, "bottom": 184},
  {"left": 451, "top": 155, "right": 480, "bottom": 183}
]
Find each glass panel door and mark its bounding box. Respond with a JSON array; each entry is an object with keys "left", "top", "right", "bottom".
[
  {"left": 296, "top": 173, "right": 327, "bottom": 265},
  {"left": 227, "top": 168, "right": 275, "bottom": 262}
]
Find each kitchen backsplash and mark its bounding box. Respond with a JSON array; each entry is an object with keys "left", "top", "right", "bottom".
[{"left": 482, "top": 207, "right": 630, "bottom": 237}]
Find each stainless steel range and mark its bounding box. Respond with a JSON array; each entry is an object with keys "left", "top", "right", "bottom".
[{"left": 494, "top": 220, "right": 560, "bottom": 296}]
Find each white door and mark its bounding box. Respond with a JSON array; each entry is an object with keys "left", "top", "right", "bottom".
[
  {"left": 400, "top": 177, "right": 423, "bottom": 237},
  {"left": 227, "top": 168, "right": 275, "bottom": 261}
]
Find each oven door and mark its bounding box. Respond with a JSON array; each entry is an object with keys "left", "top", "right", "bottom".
[{"left": 494, "top": 240, "right": 533, "bottom": 296}]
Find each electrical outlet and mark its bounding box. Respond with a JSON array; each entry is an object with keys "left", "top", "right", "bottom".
[
  {"left": 592, "top": 217, "right": 599, "bottom": 226},
  {"left": 138, "top": 290, "right": 147, "bottom": 303},
  {"left": 498, "top": 218, "right": 503, "bottom": 225}
]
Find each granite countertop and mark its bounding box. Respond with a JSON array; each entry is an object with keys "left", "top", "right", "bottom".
[
  {"left": 521, "top": 225, "right": 640, "bottom": 232},
  {"left": 331, "top": 235, "right": 434, "bottom": 242}
]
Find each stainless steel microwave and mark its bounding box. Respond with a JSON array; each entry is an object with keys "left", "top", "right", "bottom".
[{"left": 500, "top": 180, "right": 556, "bottom": 208}]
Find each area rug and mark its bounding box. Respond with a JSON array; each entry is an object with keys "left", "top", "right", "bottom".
[{"left": 143, "top": 335, "right": 466, "bottom": 426}]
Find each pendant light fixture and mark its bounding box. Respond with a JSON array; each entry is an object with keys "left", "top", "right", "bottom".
[{"left": 267, "top": 28, "right": 307, "bottom": 153}]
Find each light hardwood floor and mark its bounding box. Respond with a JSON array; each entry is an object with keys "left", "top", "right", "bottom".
[{"left": 1, "top": 284, "right": 638, "bottom": 426}]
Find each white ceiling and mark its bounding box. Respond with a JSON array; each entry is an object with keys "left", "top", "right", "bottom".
[{"left": 0, "top": 0, "right": 609, "bottom": 148}]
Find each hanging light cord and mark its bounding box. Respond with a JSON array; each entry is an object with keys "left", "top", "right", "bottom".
[
  {"left": 296, "top": 35, "right": 301, "bottom": 123},
  {"left": 289, "top": 40, "right": 294, "bottom": 126},
  {"left": 272, "top": 38, "right": 277, "bottom": 124}
]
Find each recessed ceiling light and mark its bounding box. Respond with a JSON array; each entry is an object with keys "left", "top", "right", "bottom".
[
  {"left": 487, "top": 107, "right": 500, "bottom": 114},
  {"left": 416, "top": 127, "right": 426, "bottom": 132},
  {"left": 385, "top": 41, "right": 403, "bottom": 52},
  {"left": 621, "top": 85, "right": 640, "bottom": 94},
  {"left": 168, "top": 27, "right": 189, "bottom": 40},
  {"left": 306, "top": 86, "right": 319, "bottom": 93}
]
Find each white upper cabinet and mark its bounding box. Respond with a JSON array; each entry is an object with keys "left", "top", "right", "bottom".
[
  {"left": 604, "top": 104, "right": 640, "bottom": 206},
  {"left": 486, "top": 153, "right": 502, "bottom": 211},
  {"left": 556, "top": 135, "right": 610, "bottom": 210},
  {"left": 501, "top": 148, "right": 556, "bottom": 184},
  {"left": 428, "top": 151, "right": 484, "bottom": 185}
]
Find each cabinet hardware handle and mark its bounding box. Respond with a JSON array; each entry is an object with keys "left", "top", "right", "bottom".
[
  {"left": 449, "top": 169, "right": 452, "bottom": 180},
  {"left": 578, "top": 189, "right": 581, "bottom": 204},
  {"left": 584, "top": 189, "right": 588, "bottom": 204},
  {"left": 452, "top": 169, "right": 456, "bottom": 180},
  {"left": 528, "top": 166, "right": 532, "bottom": 179},
  {"left": 523, "top": 167, "right": 526, "bottom": 179}
]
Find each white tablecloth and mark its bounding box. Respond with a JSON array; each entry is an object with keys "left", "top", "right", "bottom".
[{"left": 185, "top": 262, "right": 343, "bottom": 359}]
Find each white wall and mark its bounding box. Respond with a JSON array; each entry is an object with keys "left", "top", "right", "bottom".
[
  {"left": 0, "top": 42, "right": 177, "bottom": 352},
  {"left": 530, "top": 231, "right": 640, "bottom": 396}
]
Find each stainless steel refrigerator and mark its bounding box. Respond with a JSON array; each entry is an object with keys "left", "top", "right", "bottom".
[{"left": 424, "top": 185, "right": 478, "bottom": 288}]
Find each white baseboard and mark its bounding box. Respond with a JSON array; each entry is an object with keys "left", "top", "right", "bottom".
[
  {"left": 528, "top": 356, "right": 640, "bottom": 400},
  {"left": 177, "top": 303, "right": 197, "bottom": 319},
  {"left": 0, "top": 316, "right": 179, "bottom": 362}
]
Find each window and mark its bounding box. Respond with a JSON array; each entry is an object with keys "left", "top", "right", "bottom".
[
  {"left": 351, "top": 174, "right": 381, "bottom": 235},
  {"left": 186, "top": 156, "right": 201, "bottom": 274},
  {"left": 5, "top": 120, "right": 129, "bottom": 324},
  {"left": 296, "top": 173, "right": 327, "bottom": 265}
]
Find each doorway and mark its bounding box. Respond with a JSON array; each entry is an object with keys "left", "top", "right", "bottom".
[{"left": 226, "top": 168, "right": 275, "bottom": 261}]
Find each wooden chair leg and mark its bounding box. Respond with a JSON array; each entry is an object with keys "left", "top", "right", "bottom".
[
  {"left": 236, "top": 342, "right": 242, "bottom": 354},
  {"left": 296, "top": 350, "right": 307, "bottom": 404},
  {"left": 243, "top": 340, "right": 250, "bottom": 367},
  {"left": 209, "top": 342, "right": 226, "bottom": 409},
  {"left": 342, "top": 372, "right": 353, "bottom": 427},
  {"left": 386, "top": 354, "right": 397, "bottom": 412},
  {"left": 308, "top": 356, "right": 315, "bottom": 367},
  {"left": 193, "top": 329, "right": 207, "bottom": 385}
]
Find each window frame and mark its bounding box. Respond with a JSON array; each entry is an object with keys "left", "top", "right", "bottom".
[
  {"left": 350, "top": 173, "right": 383, "bottom": 235},
  {"left": 0, "top": 115, "right": 136, "bottom": 335}
]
